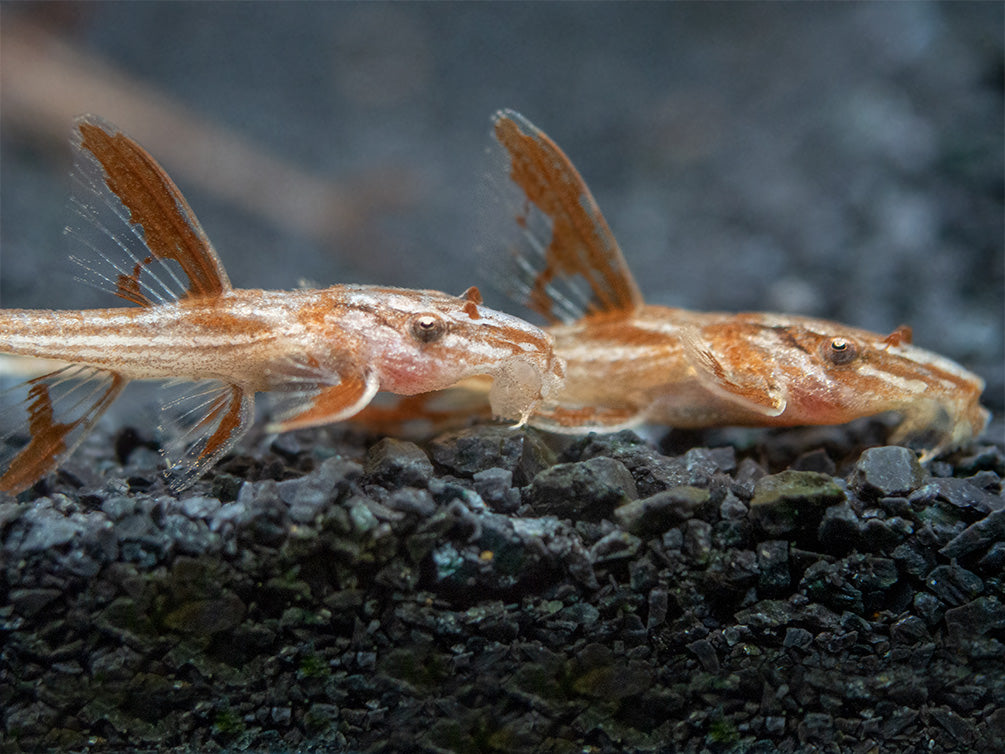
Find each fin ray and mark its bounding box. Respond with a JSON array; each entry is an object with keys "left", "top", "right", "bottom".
[
  {"left": 268, "top": 374, "right": 380, "bottom": 433},
  {"left": 529, "top": 403, "right": 648, "bottom": 434},
  {"left": 351, "top": 386, "right": 494, "bottom": 437},
  {"left": 265, "top": 355, "right": 380, "bottom": 433},
  {"left": 68, "top": 197, "right": 184, "bottom": 306},
  {"left": 160, "top": 381, "right": 253, "bottom": 490},
  {"left": 67, "top": 158, "right": 184, "bottom": 306},
  {"left": 67, "top": 115, "right": 231, "bottom": 307},
  {"left": 0, "top": 365, "right": 126, "bottom": 493},
  {"left": 679, "top": 329, "right": 787, "bottom": 417},
  {"left": 485, "top": 110, "right": 644, "bottom": 324}
]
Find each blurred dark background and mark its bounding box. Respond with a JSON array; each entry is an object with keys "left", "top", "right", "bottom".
[{"left": 2, "top": 2, "right": 1002, "bottom": 423}]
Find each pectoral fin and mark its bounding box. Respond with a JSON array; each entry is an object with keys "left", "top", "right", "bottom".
[
  {"left": 680, "top": 331, "right": 787, "bottom": 417},
  {"left": 267, "top": 370, "right": 380, "bottom": 433},
  {"left": 351, "top": 383, "right": 494, "bottom": 437},
  {"left": 529, "top": 403, "right": 648, "bottom": 434},
  {"left": 0, "top": 365, "right": 126, "bottom": 493}
]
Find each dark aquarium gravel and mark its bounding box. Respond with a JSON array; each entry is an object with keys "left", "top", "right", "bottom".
[{"left": 1, "top": 421, "right": 1003, "bottom": 753}]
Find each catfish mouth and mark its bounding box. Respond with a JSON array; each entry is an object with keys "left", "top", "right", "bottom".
[
  {"left": 485, "top": 358, "right": 543, "bottom": 421},
  {"left": 888, "top": 395, "right": 990, "bottom": 461},
  {"left": 483, "top": 351, "right": 566, "bottom": 422}
]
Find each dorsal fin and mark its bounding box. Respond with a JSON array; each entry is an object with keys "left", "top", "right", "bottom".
[
  {"left": 488, "top": 109, "right": 643, "bottom": 324},
  {"left": 68, "top": 115, "right": 231, "bottom": 307}
]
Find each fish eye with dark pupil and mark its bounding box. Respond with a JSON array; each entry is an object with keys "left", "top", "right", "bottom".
[
  {"left": 825, "top": 337, "right": 858, "bottom": 365},
  {"left": 409, "top": 314, "right": 447, "bottom": 343}
]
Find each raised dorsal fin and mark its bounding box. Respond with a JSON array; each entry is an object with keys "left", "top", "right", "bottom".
[
  {"left": 487, "top": 109, "right": 643, "bottom": 324},
  {"left": 69, "top": 115, "right": 231, "bottom": 307}
]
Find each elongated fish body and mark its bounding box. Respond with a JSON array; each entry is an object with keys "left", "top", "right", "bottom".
[
  {"left": 0, "top": 116, "right": 564, "bottom": 493},
  {"left": 488, "top": 109, "right": 988, "bottom": 457},
  {"left": 0, "top": 287, "right": 559, "bottom": 400},
  {"left": 546, "top": 309, "right": 986, "bottom": 448},
  {"left": 360, "top": 110, "right": 988, "bottom": 458}
]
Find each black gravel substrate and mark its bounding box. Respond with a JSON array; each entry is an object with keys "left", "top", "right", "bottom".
[{"left": 2, "top": 420, "right": 1003, "bottom": 753}]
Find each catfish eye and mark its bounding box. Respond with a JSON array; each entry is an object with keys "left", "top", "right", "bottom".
[
  {"left": 409, "top": 313, "right": 447, "bottom": 343},
  {"left": 825, "top": 337, "right": 858, "bottom": 365}
]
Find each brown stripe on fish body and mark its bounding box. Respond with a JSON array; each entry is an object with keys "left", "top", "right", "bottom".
[
  {"left": 476, "top": 320, "right": 554, "bottom": 354},
  {"left": 765, "top": 325, "right": 812, "bottom": 355},
  {"left": 552, "top": 319, "right": 687, "bottom": 375},
  {"left": 0, "top": 306, "right": 275, "bottom": 375},
  {"left": 868, "top": 344, "right": 984, "bottom": 395}
]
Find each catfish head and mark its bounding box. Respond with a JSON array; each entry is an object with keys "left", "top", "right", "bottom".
[
  {"left": 344, "top": 285, "right": 566, "bottom": 422},
  {"left": 687, "top": 314, "right": 989, "bottom": 460}
]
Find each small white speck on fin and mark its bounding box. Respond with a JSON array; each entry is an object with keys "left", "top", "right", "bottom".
[
  {"left": 0, "top": 365, "right": 126, "bottom": 493},
  {"left": 680, "top": 329, "right": 787, "bottom": 418},
  {"left": 160, "top": 380, "right": 253, "bottom": 490}
]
